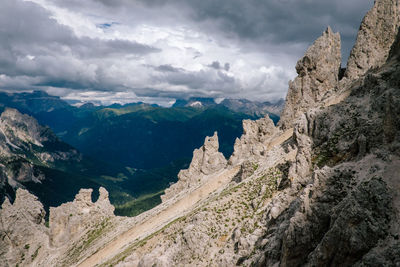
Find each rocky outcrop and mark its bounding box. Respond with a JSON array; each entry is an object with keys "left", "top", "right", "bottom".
[
  {"left": 111, "top": 3, "right": 400, "bottom": 266},
  {"left": 279, "top": 27, "right": 341, "bottom": 130},
  {"left": 345, "top": 0, "right": 400, "bottom": 80},
  {"left": 50, "top": 187, "right": 114, "bottom": 247},
  {"left": 0, "top": 187, "right": 116, "bottom": 266},
  {"left": 2, "top": 1, "right": 400, "bottom": 266},
  {"left": 0, "top": 108, "right": 52, "bottom": 147},
  {"left": 229, "top": 116, "right": 278, "bottom": 165},
  {"left": 0, "top": 108, "right": 81, "bottom": 204},
  {"left": 161, "top": 132, "right": 227, "bottom": 202},
  {"left": 0, "top": 189, "right": 48, "bottom": 267},
  {"left": 115, "top": 35, "right": 400, "bottom": 266}
]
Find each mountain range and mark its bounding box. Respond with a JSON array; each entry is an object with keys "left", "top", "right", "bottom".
[
  {"left": 0, "top": 91, "right": 283, "bottom": 217},
  {"left": 1, "top": 0, "right": 399, "bottom": 266}
]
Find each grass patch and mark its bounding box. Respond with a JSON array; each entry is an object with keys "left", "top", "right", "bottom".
[{"left": 114, "top": 190, "right": 164, "bottom": 217}]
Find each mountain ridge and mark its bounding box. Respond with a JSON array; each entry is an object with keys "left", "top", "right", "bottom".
[{"left": 1, "top": 0, "right": 400, "bottom": 266}]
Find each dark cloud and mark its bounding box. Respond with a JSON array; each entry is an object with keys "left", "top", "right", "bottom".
[
  {"left": 0, "top": 0, "right": 375, "bottom": 105},
  {"left": 0, "top": 0, "right": 159, "bottom": 93},
  {"left": 96, "top": 22, "right": 120, "bottom": 29},
  {"left": 154, "top": 64, "right": 183, "bottom": 73},
  {"left": 152, "top": 67, "right": 235, "bottom": 91},
  {"left": 208, "top": 61, "right": 230, "bottom": 71},
  {"left": 120, "top": 0, "right": 373, "bottom": 62},
  {"left": 209, "top": 61, "right": 221, "bottom": 70},
  {"left": 224, "top": 63, "right": 230, "bottom": 71}
]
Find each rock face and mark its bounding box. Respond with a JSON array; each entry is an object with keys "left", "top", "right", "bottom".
[
  {"left": 0, "top": 108, "right": 81, "bottom": 204},
  {"left": 2, "top": 1, "right": 400, "bottom": 266},
  {"left": 161, "top": 132, "right": 227, "bottom": 202},
  {"left": 50, "top": 187, "right": 115, "bottom": 247},
  {"left": 279, "top": 27, "right": 341, "bottom": 130},
  {"left": 0, "top": 108, "right": 52, "bottom": 148},
  {"left": 110, "top": 2, "right": 400, "bottom": 266},
  {"left": 0, "top": 187, "right": 116, "bottom": 266},
  {"left": 345, "top": 0, "right": 400, "bottom": 80},
  {"left": 229, "top": 116, "right": 278, "bottom": 165},
  {"left": 114, "top": 29, "right": 400, "bottom": 266},
  {"left": 0, "top": 188, "right": 48, "bottom": 267}
]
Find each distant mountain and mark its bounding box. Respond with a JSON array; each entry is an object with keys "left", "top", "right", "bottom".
[
  {"left": 0, "top": 91, "right": 283, "bottom": 216},
  {"left": 0, "top": 108, "right": 98, "bottom": 209},
  {"left": 0, "top": 90, "right": 70, "bottom": 113},
  {"left": 0, "top": 108, "right": 178, "bottom": 216},
  {"left": 220, "top": 98, "right": 284, "bottom": 118},
  {"left": 173, "top": 97, "right": 284, "bottom": 123},
  {"left": 62, "top": 105, "right": 256, "bottom": 169},
  {"left": 172, "top": 97, "right": 217, "bottom": 108}
]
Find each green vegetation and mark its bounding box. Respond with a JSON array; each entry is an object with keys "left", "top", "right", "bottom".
[
  {"left": 31, "top": 246, "right": 41, "bottom": 261},
  {"left": 1, "top": 91, "right": 283, "bottom": 221},
  {"left": 114, "top": 190, "right": 164, "bottom": 217}
]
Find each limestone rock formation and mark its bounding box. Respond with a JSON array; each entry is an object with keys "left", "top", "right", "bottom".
[
  {"left": 114, "top": 33, "right": 400, "bottom": 265},
  {"left": 229, "top": 116, "right": 278, "bottom": 165},
  {"left": 2, "top": 1, "right": 400, "bottom": 266},
  {"left": 0, "top": 108, "right": 81, "bottom": 203},
  {"left": 50, "top": 187, "right": 114, "bottom": 247},
  {"left": 110, "top": 2, "right": 400, "bottom": 266},
  {"left": 0, "top": 108, "right": 51, "bottom": 148},
  {"left": 279, "top": 27, "right": 341, "bottom": 130},
  {"left": 345, "top": 0, "right": 400, "bottom": 80},
  {"left": 161, "top": 132, "right": 227, "bottom": 202},
  {"left": 0, "top": 187, "right": 116, "bottom": 266},
  {"left": 0, "top": 189, "right": 48, "bottom": 267}
]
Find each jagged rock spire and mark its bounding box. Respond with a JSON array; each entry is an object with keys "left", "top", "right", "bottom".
[
  {"left": 345, "top": 0, "right": 400, "bottom": 80},
  {"left": 229, "top": 116, "right": 277, "bottom": 165},
  {"left": 49, "top": 187, "right": 114, "bottom": 247},
  {"left": 279, "top": 27, "right": 341, "bottom": 130},
  {"left": 161, "top": 132, "right": 227, "bottom": 202}
]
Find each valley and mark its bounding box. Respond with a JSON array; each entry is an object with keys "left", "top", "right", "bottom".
[{"left": 0, "top": 0, "right": 399, "bottom": 266}]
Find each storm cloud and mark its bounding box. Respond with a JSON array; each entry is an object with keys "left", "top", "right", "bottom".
[{"left": 0, "top": 0, "right": 373, "bottom": 105}]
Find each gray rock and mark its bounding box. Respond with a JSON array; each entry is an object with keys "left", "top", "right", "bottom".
[
  {"left": 229, "top": 116, "right": 278, "bottom": 165},
  {"left": 279, "top": 27, "right": 341, "bottom": 130},
  {"left": 345, "top": 0, "right": 400, "bottom": 80},
  {"left": 0, "top": 189, "right": 48, "bottom": 266},
  {"left": 50, "top": 187, "right": 114, "bottom": 247},
  {"left": 162, "top": 132, "right": 227, "bottom": 202}
]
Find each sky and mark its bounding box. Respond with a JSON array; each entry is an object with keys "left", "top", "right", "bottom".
[{"left": 0, "top": 0, "right": 373, "bottom": 106}]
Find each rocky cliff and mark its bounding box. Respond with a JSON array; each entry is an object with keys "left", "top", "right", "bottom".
[
  {"left": 50, "top": 187, "right": 115, "bottom": 247},
  {"left": 345, "top": 0, "right": 400, "bottom": 80},
  {"left": 0, "top": 187, "right": 116, "bottom": 267},
  {"left": 279, "top": 27, "right": 341, "bottom": 130},
  {"left": 1, "top": 0, "right": 399, "bottom": 266},
  {"left": 0, "top": 108, "right": 82, "bottom": 203},
  {"left": 0, "top": 189, "right": 47, "bottom": 267},
  {"left": 229, "top": 116, "right": 279, "bottom": 165},
  {"left": 162, "top": 132, "right": 227, "bottom": 202},
  {"left": 110, "top": 0, "right": 400, "bottom": 265}
]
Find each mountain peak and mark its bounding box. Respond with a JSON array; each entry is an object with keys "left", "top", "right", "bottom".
[
  {"left": 345, "top": 0, "right": 400, "bottom": 80},
  {"left": 161, "top": 131, "right": 227, "bottom": 202},
  {"left": 279, "top": 27, "right": 341, "bottom": 129}
]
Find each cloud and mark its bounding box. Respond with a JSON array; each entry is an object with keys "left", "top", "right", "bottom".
[
  {"left": 208, "top": 61, "right": 231, "bottom": 71},
  {"left": 0, "top": 0, "right": 159, "bottom": 92},
  {"left": 154, "top": 64, "right": 183, "bottom": 73},
  {"left": 0, "top": 0, "right": 374, "bottom": 105}
]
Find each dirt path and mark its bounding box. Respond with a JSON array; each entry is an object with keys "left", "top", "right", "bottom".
[{"left": 77, "top": 166, "right": 240, "bottom": 267}]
